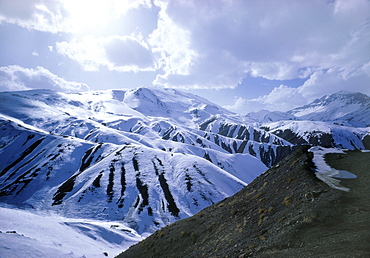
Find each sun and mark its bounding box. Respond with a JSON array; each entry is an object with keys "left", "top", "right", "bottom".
[{"left": 62, "top": 0, "right": 133, "bottom": 35}]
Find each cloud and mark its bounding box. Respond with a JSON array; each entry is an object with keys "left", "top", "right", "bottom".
[
  {"left": 0, "top": 0, "right": 67, "bottom": 33},
  {"left": 56, "top": 36, "right": 106, "bottom": 72},
  {"left": 1, "top": 0, "right": 369, "bottom": 108},
  {"left": 150, "top": 0, "right": 370, "bottom": 92},
  {"left": 225, "top": 85, "right": 307, "bottom": 113},
  {"left": 104, "top": 36, "right": 154, "bottom": 70},
  {"left": 298, "top": 65, "right": 370, "bottom": 100},
  {"left": 0, "top": 0, "right": 153, "bottom": 33},
  {"left": 0, "top": 65, "right": 89, "bottom": 92},
  {"left": 226, "top": 61, "right": 370, "bottom": 113},
  {"left": 224, "top": 97, "right": 264, "bottom": 114},
  {"left": 56, "top": 35, "right": 155, "bottom": 72},
  {"left": 148, "top": 4, "right": 198, "bottom": 87},
  {"left": 259, "top": 85, "right": 308, "bottom": 111}
]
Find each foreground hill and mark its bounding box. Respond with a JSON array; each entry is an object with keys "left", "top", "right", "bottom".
[{"left": 119, "top": 147, "right": 370, "bottom": 257}]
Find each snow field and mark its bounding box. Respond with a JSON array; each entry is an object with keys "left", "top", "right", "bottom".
[{"left": 0, "top": 206, "right": 142, "bottom": 258}]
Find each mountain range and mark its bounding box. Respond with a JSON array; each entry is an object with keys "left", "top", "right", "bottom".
[{"left": 0, "top": 87, "right": 369, "bottom": 256}]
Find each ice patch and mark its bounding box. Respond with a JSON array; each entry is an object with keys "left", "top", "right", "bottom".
[{"left": 309, "top": 146, "right": 357, "bottom": 191}]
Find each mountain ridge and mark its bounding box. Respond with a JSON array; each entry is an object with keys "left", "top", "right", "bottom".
[
  {"left": 119, "top": 147, "right": 370, "bottom": 257},
  {"left": 245, "top": 90, "right": 370, "bottom": 127},
  {"left": 0, "top": 87, "right": 369, "bottom": 255}
]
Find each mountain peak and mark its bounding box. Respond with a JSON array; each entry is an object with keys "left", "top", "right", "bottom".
[
  {"left": 313, "top": 90, "right": 370, "bottom": 106},
  {"left": 289, "top": 90, "right": 370, "bottom": 126}
]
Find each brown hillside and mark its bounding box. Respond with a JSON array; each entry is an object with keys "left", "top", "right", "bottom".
[{"left": 118, "top": 147, "right": 370, "bottom": 257}]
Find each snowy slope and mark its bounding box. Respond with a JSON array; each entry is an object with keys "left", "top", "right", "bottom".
[
  {"left": 289, "top": 91, "right": 370, "bottom": 127},
  {"left": 243, "top": 110, "right": 296, "bottom": 125},
  {"left": 243, "top": 91, "right": 370, "bottom": 149},
  {"left": 0, "top": 87, "right": 274, "bottom": 249},
  {"left": 1, "top": 87, "right": 369, "bottom": 255},
  {"left": 0, "top": 116, "right": 262, "bottom": 234},
  {"left": 244, "top": 91, "right": 370, "bottom": 128},
  {"left": 0, "top": 206, "right": 142, "bottom": 258},
  {"left": 0, "top": 87, "right": 291, "bottom": 168},
  {"left": 264, "top": 120, "right": 369, "bottom": 149}
]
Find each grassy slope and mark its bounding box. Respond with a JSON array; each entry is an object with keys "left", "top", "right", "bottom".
[{"left": 118, "top": 148, "right": 370, "bottom": 257}]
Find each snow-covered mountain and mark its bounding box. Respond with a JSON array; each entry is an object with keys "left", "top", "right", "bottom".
[
  {"left": 0, "top": 87, "right": 369, "bottom": 256},
  {"left": 246, "top": 91, "right": 370, "bottom": 127},
  {"left": 243, "top": 110, "right": 296, "bottom": 125},
  {"left": 289, "top": 91, "right": 370, "bottom": 127},
  {"left": 264, "top": 120, "right": 369, "bottom": 149},
  {"left": 245, "top": 91, "right": 370, "bottom": 149},
  {"left": 0, "top": 88, "right": 272, "bottom": 229}
]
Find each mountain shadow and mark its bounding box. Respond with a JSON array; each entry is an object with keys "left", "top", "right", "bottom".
[{"left": 118, "top": 146, "right": 370, "bottom": 257}]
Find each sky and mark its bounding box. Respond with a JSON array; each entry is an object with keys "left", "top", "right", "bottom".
[{"left": 0, "top": 0, "right": 369, "bottom": 113}]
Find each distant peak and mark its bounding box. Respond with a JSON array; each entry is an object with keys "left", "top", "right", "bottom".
[
  {"left": 312, "top": 90, "right": 370, "bottom": 105},
  {"left": 327, "top": 90, "right": 367, "bottom": 98},
  {"left": 336, "top": 90, "right": 353, "bottom": 94}
]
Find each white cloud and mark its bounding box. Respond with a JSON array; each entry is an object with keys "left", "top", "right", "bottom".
[
  {"left": 226, "top": 85, "right": 308, "bottom": 113},
  {"left": 247, "top": 62, "right": 301, "bottom": 81},
  {"left": 56, "top": 36, "right": 106, "bottom": 72},
  {"left": 0, "top": 0, "right": 67, "bottom": 33},
  {"left": 260, "top": 85, "right": 308, "bottom": 110},
  {"left": 298, "top": 65, "right": 370, "bottom": 100},
  {"left": 224, "top": 97, "right": 264, "bottom": 114},
  {"left": 1, "top": 0, "right": 369, "bottom": 105},
  {"left": 0, "top": 0, "right": 153, "bottom": 33},
  {"left": 0, "top": 65, "right": 89, "bottom": 92},
  {"left": 227, "top": 62, "right": 370, "bottom": 113},
  {"left": 56, "top": 35, "right": 155, "bottom": 72},
  {"left": 150, "top": 0, "right": 370, "bottom": 93},
  {"left": 104, "top": 36, "right": 154, "bottom": 71},
  {"left": 149, "top": 4, "right": 198, "bottom": 86}
]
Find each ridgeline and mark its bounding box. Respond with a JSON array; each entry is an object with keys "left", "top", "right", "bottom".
[{"left": 118, "top": 147, "right": 370, "bottom": 257}]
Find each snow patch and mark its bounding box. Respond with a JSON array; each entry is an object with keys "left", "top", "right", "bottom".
[
  {"left": 309, "top": 147, "right": 357, "bottom": 191},
  {"left": 0, "top": 206, "right": 142, "bottom": 258}
]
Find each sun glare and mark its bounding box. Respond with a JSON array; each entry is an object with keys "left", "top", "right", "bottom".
[{"left": 63, "top": 0, "right": 132, "bottom": 35}]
